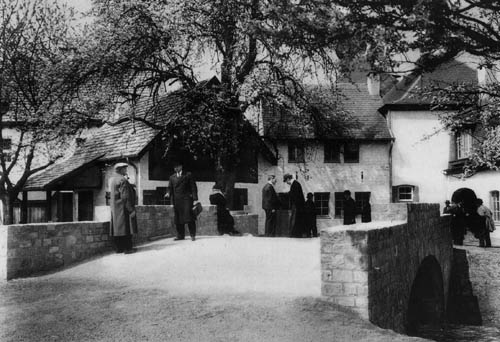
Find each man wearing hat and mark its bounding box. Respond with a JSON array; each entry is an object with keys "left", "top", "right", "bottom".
[
  {"left": 109, "top": 162, "right": 138, "bottom": 254},
  {"left": 283, "top": 173, "right": 305, "bottom": 238},
  {"left": 166, "top": 160, "right": 199, "bottom": 241}
]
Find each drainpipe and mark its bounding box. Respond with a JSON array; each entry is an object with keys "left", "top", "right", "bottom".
[{"left": 389, "top": 140, "right": 394, "bottom": 203}]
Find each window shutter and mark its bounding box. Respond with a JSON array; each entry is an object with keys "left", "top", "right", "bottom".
[{"left": 392, "top": 186, "right": 398, "bottom": 203}]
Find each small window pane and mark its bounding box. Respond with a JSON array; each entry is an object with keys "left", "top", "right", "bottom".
[
  {"left": 288, "top": 142, "right": 305, "bottom": 163},
  {"left": 398, "top": 186, "right": 413, "bottom": 202},
  {"left": 355, "top": 192, "right": 371, "bottom": 214},
  {"left": 324, "top": 142, "right": 340, "bottom": 163},
  {"left": 491, "top": 191, "right": 500, "bottom": 222},
  {"left": 314, "top": 192, "right": 330, "bottom": 216},
  {"left": 334, "top": 192, "right": 344, "bottom": 218},
  {"left": 344, "top": 142, "right": 359, "bottom": 163}
]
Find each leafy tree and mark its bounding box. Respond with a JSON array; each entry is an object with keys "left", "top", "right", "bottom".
[
  {"left": 83, "top": 0, "right": 379, "bottom": 205},
  {"left": 0, "top": 0, "right": 106, "bottom": 224}
]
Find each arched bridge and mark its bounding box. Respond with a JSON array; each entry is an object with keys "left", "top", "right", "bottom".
[{"left": 320, "top": 203, "right": 452, "bottom": 333}]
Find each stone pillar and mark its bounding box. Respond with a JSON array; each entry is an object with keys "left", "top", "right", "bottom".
[{"left": 321, "top": 227, "right": 370, "bottom": 319}]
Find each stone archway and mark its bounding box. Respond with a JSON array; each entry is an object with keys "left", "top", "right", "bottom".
[{"left": 406, "top": 255, "right": 445, "bottom": 334}]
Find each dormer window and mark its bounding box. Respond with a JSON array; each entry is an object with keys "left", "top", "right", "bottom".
[{"left": 456, "top": 129, "right": 473, "bottom": 159}]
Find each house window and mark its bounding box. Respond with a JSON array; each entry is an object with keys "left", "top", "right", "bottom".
[
  {"left": 1, "top": 138, "right": 11, "bottom": 162},
  {"left": 288, "top": 142, "right": 305, "bottom": 163},
  {"left": 105, "top": 192, "right": 110, "bottom": 206},
  {"left": 324, "top": 142, "right": 340, "bottom": 163},
  {"left": 334, "top": 192, "right": 344, "bottom": 218},
  {"left": 232, "top": 188, "right": 248, "bottom": 210},
  {"left": 491, "top": 191, "right": 500, "bottom": 222},
  {"left": 344, "top": 142, "right": 359, "bottom": 163},
  {"left": 397, "top": 185, "right": 414, "bottom": 202},
  {"left": 456, "top": 129, "right": 473, "bottom": 159},
  {"left": 355, "top": 192, "right": 371, "bottom": 214},
  {"left": 314, "top": 192, "right": 330, "bottom": 216}
]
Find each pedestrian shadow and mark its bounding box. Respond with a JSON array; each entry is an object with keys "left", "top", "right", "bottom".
[{"left": 447, "top": 248, "right": 483, "bottom": 325}]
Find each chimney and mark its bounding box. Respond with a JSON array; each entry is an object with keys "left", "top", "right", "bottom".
[{"left": 367, "top": 72, "right": 380, "bottom": 96}]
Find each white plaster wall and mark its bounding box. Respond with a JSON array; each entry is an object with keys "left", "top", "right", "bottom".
[{"left": 390, "top": 110, "right": 450, "bottom": 205}]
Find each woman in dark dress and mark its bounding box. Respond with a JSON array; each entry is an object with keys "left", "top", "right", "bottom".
[{"left": 209, "top": 184, "right": 240, "bottom": 236}]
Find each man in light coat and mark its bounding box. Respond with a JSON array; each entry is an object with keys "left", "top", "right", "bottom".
[
  {"left": 166, "top": 161, "right": 199, "bottom": 241},
  {"left": 109, "top": 162, "right": 137, "bottom": 254}
]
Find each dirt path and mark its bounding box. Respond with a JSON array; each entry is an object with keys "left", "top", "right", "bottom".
[{"left": 0, "top": 236, "right": 428, "bottom": 342}]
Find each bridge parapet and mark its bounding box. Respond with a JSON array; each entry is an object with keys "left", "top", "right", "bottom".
[{"left": 321, "top": 203, "right": 452, "bottom": 333}]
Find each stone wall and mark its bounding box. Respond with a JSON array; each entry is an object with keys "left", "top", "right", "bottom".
[
  {"left": 320, "top": 203, "right": 453, "bottom": 333},
  {"left": 0, "top": 221, "right": 111, "bottom": 280},
  {"left": 0, "top": 205, "right": 258, "bottom": 280}
]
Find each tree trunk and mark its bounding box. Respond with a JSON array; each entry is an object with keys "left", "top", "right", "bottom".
[{"left": 1, "top": 193, "right": 17, "bottom": 225}]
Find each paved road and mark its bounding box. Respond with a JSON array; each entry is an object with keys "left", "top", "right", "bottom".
[{"left": 0, "top": 236, "right": 427, "bottom": 342}]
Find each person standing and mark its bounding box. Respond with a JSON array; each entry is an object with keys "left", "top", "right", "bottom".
[
  {"left": 476, "top": 198, "right": 494, "bottom": 247},
  {"left": 343, "top": 190, "right": 356, "bottom": 225},
  {"left": 166, "top": 161, "right": 199, "bottom": 241},
  {"left": 109, "top": 162, "right": 138, "bottom": 254},
  {"left": 304, "top": 193, "right": 318, "bottom": 238},
  {"left": 284, "top": 173, "right": 305, "bottom": 238},
  {"left": 262, "top": 175, "right": 281, "bottom": 237}
]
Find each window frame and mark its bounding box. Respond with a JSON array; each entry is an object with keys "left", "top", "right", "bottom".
[
  {"left": 314, "top": 192, "right": 330, "bottom": 217},
  {"left": 343, "top": 142, "right": 360, "bottom": 163},
  {"left": 456, "top": 129, "right": 473, "bottom": 160},
  {"left": 491, "top": 190, "right": 500, "bottom": 222},
  {"left": 334, "top": 192, "right": 344, "bottom": 218},
  {"left": 397, "top": 186, "right": 414, "bottom": 202},
  {"left": 288, "top": 142, "right": 305, "bottom": 163},
  {"left": 354, "top": 192, "right": 371, "bottom": 214},
  {"left": 324, "top": 142, "right": 341, "bottom": 163}
]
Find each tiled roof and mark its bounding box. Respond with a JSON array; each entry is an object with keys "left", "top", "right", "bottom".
[
  {"left": 25, "top": 120, "right": 160, "bottom": 190},
  {"left": 383, "top": 59, "right": 478, "bottom": 106},
  {"left": 263, "top": 83, "right": 392, "bottom": 140}
]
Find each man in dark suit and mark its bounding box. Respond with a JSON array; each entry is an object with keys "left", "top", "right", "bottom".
[
  {"left": 284, "top": 173, "right": 305, "bottom": 238},
  {"left": 262, "top": 175, "right": 280, "bottom": 237},
  {"left": 343, "top": 190, "right": 356, "bottom": 225},
  {"left": 166, "top": 161, "right": 199, "bottom": 241}
]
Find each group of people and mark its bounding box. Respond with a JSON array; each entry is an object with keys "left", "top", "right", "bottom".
[
  {"left": 109, "top": 161, "right": 241, "bottom": 254},
  {"left": 262, "top": 174, "right": 319, "bottom": 238},
  {"left": 262, "top": 173, "right": 371, "bottom": 238},
  {"left": 443, "top": 198, "right": 496, "bottom": 247},
  {"left": 108, "top": 162, "right": 373, "bottom": 253}
]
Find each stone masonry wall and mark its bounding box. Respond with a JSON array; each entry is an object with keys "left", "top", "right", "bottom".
[
  {"left": 0, "top": 221, "right": 111, "bottom": 280},
  {"left": 0, "top": 205, "right": 258, "bottom": 280},
  {"left": 321, "top": 203, "right": 453, "bottom": 333}
]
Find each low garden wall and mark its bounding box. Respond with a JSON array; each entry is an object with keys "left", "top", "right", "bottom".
[{"left": 0, "top": 205, "right": 258, "bottom": 280}]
